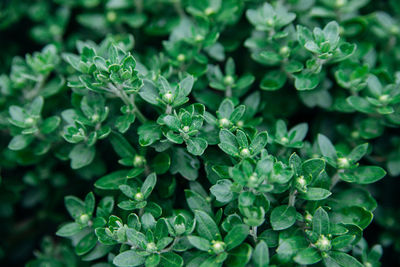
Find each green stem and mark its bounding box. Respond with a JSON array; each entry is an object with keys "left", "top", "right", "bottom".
[
  {"left": 330, "top": 169, "right": 344, "bottom": 190},
  {"left": 108, "top": 83, "right": 148, "bottom": 123},
  {"left": 225, "top": 86, "right": 232, "bottom": 98},
  {"left": 250, "top": 226, "right": 258, "bottom": 243},
  {"left": 160, "top": 237, "right": 180, "bottom": 253},
  {"left": 288, "top": 189, "right": 297, "bottom": 207}
]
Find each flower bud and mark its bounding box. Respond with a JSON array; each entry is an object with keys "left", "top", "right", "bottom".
[
  {"left": 219, "top": 118, "right": 230, "bottom": 128},
  {"left": 224, "top": 75, "right": 234, "bottom": 85},
  {"left": 162, "top": 92, "right": 174, "bottom": 104},
  {"left": 79, "top": 214, "right": 90, "bottom": 224},
  {"left": 211, "top": 241, "right": 225, "bottom": 254},
  {"left": 337, "top": 157, "right": 350, "bottom": 169},
  {"left": 133, "top": 155, "right": 146, "bottom": 168},
  {"left": 134, "top": 192, "right": 144, "bottom": 201},
  {"left": 240, "top": 148, "right": 250, "bottom": 157},
  {"left": 177, "top": 54, "right": 185, "bottom": 62},
  {"left": 146, "top": 242, "right": 157, "bottom": 253},
  {"left": 315, "top": 235, "right": 331, "bottom": 252}
]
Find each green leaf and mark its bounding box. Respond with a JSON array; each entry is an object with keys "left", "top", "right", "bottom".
[
  {"left": 323, "top": 21, "right": 340, "bottom": 46},
  {"left": 41, "top": 116, "right": 61, "bottom": 134},
  {"left": 170, "top": 148, "right": 200, "bottom": 181},
  {"left": 294, "top": 72, "right": 319, "bottom": 90},
  {"left": 349, "top": 166, "right": 386, "bottom": 184},
  {"left": 187, "top": 236, "right": 211, "bottom": 251},
  {"left": 332, "top": 235, "right": 356, "bottom": 250},
  {"left": 56, "top": 222, "right": 82, "bottom": 237},
  {"left": 294, "top": 247, "right": 322, "bottom": 265},
  {"left": 29, "top": 96, "right": 44, "bottom": 116},
  {"left": 218, "top": 99, "right": 235, "bottom": 119},
  {"left": 95, "top": 228, "right": 118, "bottom": 245},
  {"left": 8, "top": 134, "right": 34, "bottom": 151},
  {"left": 260, "top": 70, "right": 287, "bottom": 91},
  {"left": 270, "top": 205, "right": 296, "bottom": 230},
  {"left": 313, "top": 207, "right": 330, "bottom": 235},
  {"left": 249, "top": 131, "right": 268, "bottom": 155},
  {"left": 324, "top": 251, "right": 363, "bottom": 267},
  {"left": 300, "top": 187, "right": 331, "bottom": 201},
  {"left": 145, "top": 254, "right": 161, "bottom": 267},
  {"left": 194, "top": 210, "right": 220, "bottom": 241},
  {"left": 95, "top": 170, "right": 128, "bottom": 190},
  {"left": 69, "top": 144, "right": 96, "bottom": 169},
  {"left": 65, "top": 196, "right": 85, "bottom": 219},
  {"left": 110, "top": 132, "right": 135, "bottom": 158},
  {"left": 347, "top": 143, "right": 368, "bottom": 163},
  {"left": 225, "top": 224, "right": 249, "bottom": 251},
  {"left": 160, "top": 252, "right": 184, "bottom": 267},
  {"left": 179, "top": 75, "right": 194, "bottom": 96},
  {"left": 141, "top": 173, "right": 157, "bottom": 198},
  {"left": 185, "top": 189, "right": 212, "bottom": 215},
  {"left": 164, "top": 115, "right": 181, "bottom": 131},
  {"left": 113, "top": 250, "right": 146, "bottom": 267},
  {"left": 318, "top": 134, "right": 337, "bottom": 161},
  {"left": 218, "top": 129, "right": 239, "bottom": 156},
  {"left": 331, "top": 206, "right": 373, "bottom": 229},
  {"left": 75, "top": 233, "right": 97, "bottom": 256},
  {"left": 302, "top": 158, "right": 325, "bottom": 178},
  {"left": 186, "top": 137, "right": 208, "bottom": 156},
  {"left": 210, "top": 179, "right": 233, "bottom": 203},
  {"left": 252, "top": 241, "right": 269, "bottom": 267},
  {"left": 152, "top": 153, "right": 171, "bottom": 174},
  {"left": 347, "top": 96, "right": 375, "bottom": 113},
  {"left": 138, "top": 122, "right": 162, "bottom": 146},
  {"left": 82, "top": 243, "right": 114, "bottom": 262},
  {"left": 225, "top": 243, "right": 253, "bottom": 267}
]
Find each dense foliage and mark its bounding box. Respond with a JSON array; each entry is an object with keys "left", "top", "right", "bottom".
[{"left": 1, "top": 0, "right": 400, "bottom": 266}]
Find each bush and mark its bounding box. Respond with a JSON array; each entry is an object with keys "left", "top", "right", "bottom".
[{"left": 1, "top": 0, "right": 400, "bottom": 266}]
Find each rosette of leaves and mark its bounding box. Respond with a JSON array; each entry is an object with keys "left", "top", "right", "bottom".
[
  {"left": 160, "top": 103, "right": 208, "bottom": 156},
  {"left": 8, "top": 96, "right": 61, "bottom": 153},
  {"left": 62, "top": 94, "right": 111, "bottom": 169},
  {"left": 207, "top": 58, "right": 255, "bottom": 97},
  {"left": 295, "top": 21, "right": 356, "bottom": 90}
]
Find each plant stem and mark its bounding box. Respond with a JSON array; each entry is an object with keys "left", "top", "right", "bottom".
[
  {"left": 161, "top": 237, "right": 180, "bottom": 253},
  {"left": 330, "top": 169, "right": 344, "bottom": 190},
  {"left": 225, "top": 86, "right": 232, "bottom": 98},
  {"left": 108, "top": 83, "right": 148, "bottom": 123},
  {"left": 288, "top": 189, "right": 297, "bottom": 207},
  {"left": 250, "top": 226, "right": 258, "bottom": 243}
]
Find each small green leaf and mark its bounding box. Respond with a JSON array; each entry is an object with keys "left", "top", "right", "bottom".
[
  {"left": 56, "top": 222, "right": 82, "bottom": 237},
  {"left": 75, "top": 233, "right": 97, "bottom": 256},
  {"left": 260, "top": 70, "right": 287, "bottom": 91},
  {"left": 252, "top": 241, "right": 269, "bottom": 267},
  {"left": 225, "top": 243, "right": 253, "bottom": 267},
  {"left": 313, "top": 207, "right": 330, "bottom": 235},
  {"left": 113, "top": 250, "right": 146, "bottom": 267},
  {"left": 270, "top": 205, "right": 296, "bottom": 230},
  {"left": 225, "top": 224, "right": 249, "bottom": 251},
  {"left": 210, "top": 179, "right": 233, "bottom": 203},
  {"left": 318, "top": 134, "right": 337, "bottom": 161},
  {"left": 324, "top": 251, "right": 363, "bottom": 267},
  {"left": 160, "top": 252, "right": 184, "bottom": 267},
  {"left": 194, "top": 210, "right": 220, "bottom": 241},
  {"left": 300, "top": 187, "right": 332, "bottom": 201},
  {"left": 141, "top": 173, "right": 157, "bottom": 198},
  {"left": 187, "top": 236, "right": 211, "bottom": 251},
  {"left": 95, "top": 170, "right": 128, "bottom": 190},
  {"left": 186, "top": 137, "right": 208, "bottom": 156},
  {"left": 69, "top": 144, "right": 96, "bottom": 169},
  {"left": 294, "top": 247, "right": 322, "bottom": 265},
  {"left": 8, "top": 134, "right": 34, "bottom": 150}
]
